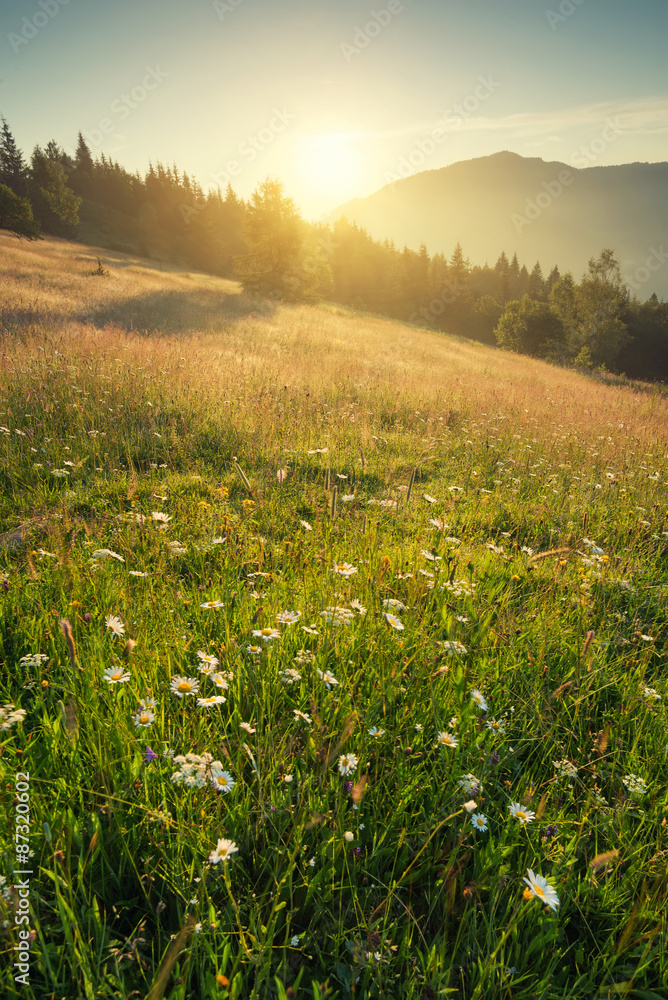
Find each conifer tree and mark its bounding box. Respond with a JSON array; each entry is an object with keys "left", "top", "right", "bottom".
[
  {"left": 235, "top": 179, "right": 330, "bottom": 302},
  {"left": 528, "top": 260, "right": 545, "bottom": 300},
  {"left": 546, "top": 265, "right": 560, "bottom": 293},
  {"left": 0, "top": 116, "right": 27, "bottom": 196},
  {"left": 70, "top": 132, "right": 94, "bottom": 197}
]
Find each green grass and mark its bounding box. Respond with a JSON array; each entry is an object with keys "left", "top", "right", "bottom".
[{"left": 0, "top": 277, "right": 667, "bottom": 999}]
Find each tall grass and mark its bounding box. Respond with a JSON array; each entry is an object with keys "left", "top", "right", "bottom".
[{"left": 0, "top": 235, "right": 666, "bottom": 999}]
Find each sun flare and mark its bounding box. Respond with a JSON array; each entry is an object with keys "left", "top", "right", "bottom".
[{"left": 295, "top": 133, "right": 365, "bottom": 208}]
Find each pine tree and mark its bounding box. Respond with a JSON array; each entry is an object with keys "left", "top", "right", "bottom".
[
  {"left": 235, "top": 178, "right": 330, "bottom": 302},
  {"left": 528, "top": 261, "right": 545, "bottom": 300},
  {"left": 546, "top": 265, "right": 561, "bottom": 294},
  {"left": 0, "top": 116, "right": 27, "bottom": 196},
  {"left": 494, "top": 251, "right": 510, "bottom": 305},
  {"left": 29, "top": 145, "right": 81, "bottom": 235},
  {"left": 449, "top": 241, "right": 470, "bottom": 282},
  {"left": 494, "top": 250, "right": 509, "bottom": 273}
]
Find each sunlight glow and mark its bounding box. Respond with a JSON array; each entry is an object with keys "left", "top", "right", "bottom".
[{"left": 294, "top": 133, "right": 366, "bottom": 210}]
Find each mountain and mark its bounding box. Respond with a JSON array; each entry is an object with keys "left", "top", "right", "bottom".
[{"left": 329, "top": 152, "right": 668, "bottom": 299}]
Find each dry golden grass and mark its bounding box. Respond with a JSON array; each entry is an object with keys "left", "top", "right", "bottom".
[{"left": 2, "top": 231, "right": 666, "bottom": 453}]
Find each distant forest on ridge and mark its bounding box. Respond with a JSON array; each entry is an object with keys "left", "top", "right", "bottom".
[{"left": 1, "top": 116, "right": 667, "bottom": 383}]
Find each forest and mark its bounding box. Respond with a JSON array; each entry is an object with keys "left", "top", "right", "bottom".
[{"left": 1, "top": 116, "right": 666, "bottom": 382}]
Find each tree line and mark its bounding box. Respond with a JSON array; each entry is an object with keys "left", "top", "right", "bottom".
[{"left": 1, "top": 115, "right": 666, "bottom": 382}]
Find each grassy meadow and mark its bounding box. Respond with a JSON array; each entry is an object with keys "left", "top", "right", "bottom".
[{"left": 1, "top": 233, "right": 667, "bottom": 999}]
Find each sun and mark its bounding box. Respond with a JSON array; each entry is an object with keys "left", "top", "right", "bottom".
[{"left": 295, "top": 133, "right": 364, "bottom": 208}]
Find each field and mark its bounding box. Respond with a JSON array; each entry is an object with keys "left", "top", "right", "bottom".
[{"left": 0, "top": 233, "right": 667, "bottom": 1000}]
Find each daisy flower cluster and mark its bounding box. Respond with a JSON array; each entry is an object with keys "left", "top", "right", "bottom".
[{"left": 171, "top": 753, "right": 235, "bottom": 793}]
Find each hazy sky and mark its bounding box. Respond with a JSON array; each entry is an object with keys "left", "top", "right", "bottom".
[{"left": 1, "top": 0, "right": 667, "bottom": 218}]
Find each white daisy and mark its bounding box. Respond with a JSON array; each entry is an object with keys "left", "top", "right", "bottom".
[
  {"left": 102, "top": 665, "right": 130, "bottom": 685},
  {"left": 133, "top": 709, "right": 155, "bottom": 727},
  {"left": 509, "top": 802, "right": 536, "bottom": 825},
  {"left": 471, "top": 813, "right": 488, "bottom": 833},
  {"left": 170, "top": 676, "right": 200, "bottom": 698},
  {"left": 338, "top": 753, "right": 358, "bottom": 776},
  {"left": 252, "top": 627, "right": 281, "bottom": 643},
  {"left": 197, "top": 650, "right": 220, "bottom": 668},
  {"left": 318, "top": 669, "right": 339, "bottom": 689},
  {"left": 276, "top": 610, "right": 301, "bottom": 625},
  {"left": 523, "top": 869, "right": 560, "bottom": 911},
  {"left": 105, "top": 614, "right": 125, "bottom": 636},
  {"left": 331, "top": 562, "right": 358, "bottom": 578},
  {"left": 210, "top": 767, "right": 235, "bottom": 793},
  {"left": 436, "top": 731, "right": 458, "bottom": 749},
  {"left": 471, "top": 689, "right": 488, "bottom": 712},
  {"left": 208, "top": 838, "right": 238, "bottom": 864}
]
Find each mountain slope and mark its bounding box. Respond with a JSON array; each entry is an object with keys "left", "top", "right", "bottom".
[{"left": 330, "top": 152, "right": 668, "bottom": 297}]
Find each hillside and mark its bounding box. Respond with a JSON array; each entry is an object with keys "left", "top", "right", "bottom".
[
  {"left": 330, "top": 152, "right": 668, "bottom": 297},
  {"left": 1, "top": 232, "right": 664, "bottom": 427},
  {"left": 1, "top": 234, "right": 667, "bottom": 999}
]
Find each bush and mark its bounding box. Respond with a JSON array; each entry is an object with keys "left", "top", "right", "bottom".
[
  {"left": 494, "top": 295, "right": 565, "bottom": 358},
  {"left": 0, "top": 182, "right": 40, "bottom": 239}
]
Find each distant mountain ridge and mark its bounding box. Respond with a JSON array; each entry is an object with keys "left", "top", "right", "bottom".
[{"left": 329, "top": 152, "right": 668, "bottom": 298}]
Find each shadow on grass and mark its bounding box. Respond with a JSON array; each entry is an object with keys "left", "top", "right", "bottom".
[
  {"left": 0, "top": 288, "right": 277, "bottom": 338},
  {"left": 86, "top": 288, "right": 276, "bottom": 334},
  {"left": 87, "top": 288, "right": 278, "bottom": 336}
]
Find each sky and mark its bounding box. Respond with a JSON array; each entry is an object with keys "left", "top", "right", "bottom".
[{"left": 1, "top": 0, "right": 667, "bottom": 219}]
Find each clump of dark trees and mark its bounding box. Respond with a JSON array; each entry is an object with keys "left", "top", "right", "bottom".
[{"left": 1, "top": 115, "right": 666, "bottom": 382}]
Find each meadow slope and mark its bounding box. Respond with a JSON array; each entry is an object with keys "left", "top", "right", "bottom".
[{"left": 0, "top": 234, "right": 667, "bottom": 999}]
